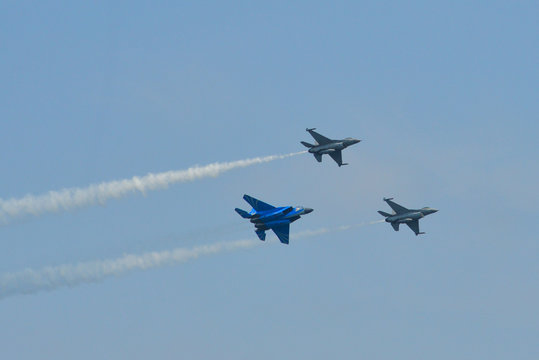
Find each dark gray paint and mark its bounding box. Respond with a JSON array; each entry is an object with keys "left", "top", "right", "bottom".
[{"left": 301, "top": 128, "right": 361, "bottom": 167}]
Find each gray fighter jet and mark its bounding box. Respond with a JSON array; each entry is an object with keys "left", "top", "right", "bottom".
[
  {"left": 378, "top": 198, "right": 438, "bottom": 235},
  {"left": 301, "top": 128, "right": 361, "bottom": 166}
]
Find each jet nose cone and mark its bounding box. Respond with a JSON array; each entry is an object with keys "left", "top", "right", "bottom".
[
  {"left": 303, "top": 207, "right": 314, "bottom": 214},
  {"left": 431, "top": 209, "right": 439, "bottom": 213}
]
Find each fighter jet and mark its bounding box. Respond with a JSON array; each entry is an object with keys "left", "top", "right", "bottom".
[
  {"left": 301, "top": 128, "right": 361, "bottom": 166},
  {"left": 235, "top": 194, "right": 313, "bottom": 244},
  {"left": 378, "top": 198, "right": 438, "bottom": 235}
]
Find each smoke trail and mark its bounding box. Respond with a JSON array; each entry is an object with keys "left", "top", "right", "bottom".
[
  {"left": 0, "top": 221, "right": 381, "bottom": 299},
  {"left": 0, "top": 151, "right": 305, "bottom": 223},
  {"left": 0, "top": 239, "right": 260, "bottom": 299}
]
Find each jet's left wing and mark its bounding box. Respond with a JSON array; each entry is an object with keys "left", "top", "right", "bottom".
[
  {"left": 243, "top": 195, "right": 275, "bottom": 212},
  {"left": 271, "top": 223, "right": 290, "bottom": 244},
  {"left": 329, "top": 150, "right": 345, "bottom": 166},
  {"left": 385, "top": 199, "right": 409, "bottom": 214},
  {"left": 406, "top": 220, "right": 421, "bottom": 235},
  {"left": 307, "top": 129, "right": 332, "bottom": 145}
]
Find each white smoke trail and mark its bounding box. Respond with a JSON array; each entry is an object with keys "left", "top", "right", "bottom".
[
  {"left": 0, "top": 151, "right": 305, "bottom": 223},
  {"left": 0, "top": 221, "right": 382, "bottom": 299},
  {"left": 0, "top": 239, "right": 260, "bottom": 299}
]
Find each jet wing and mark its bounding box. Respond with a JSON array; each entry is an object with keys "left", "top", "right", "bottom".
[
  {"left": 406, "top": 220, "right": 420, "bottom": 235},
  {"left": 385, "top": 199, "right": 409, "bottom": 214},
  {"left": 328, "top": 150, "right": 344, "bottom": 166},
  {"left": 271, "top": 223, "right": 290, "bottom": 244},
  {"left": 307, "top": 129, "right": 332, "bottom": 145},
  {"left": 243, "top": 195, "right": 275, "bottom": 212}
]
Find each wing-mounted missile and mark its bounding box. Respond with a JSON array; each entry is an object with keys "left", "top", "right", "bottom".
[
  {"left": 306, "top": 128, "right": 316, "bottom": 131},
  {"left": 383, "top": 197, "right": 394, "bottom": 202}
]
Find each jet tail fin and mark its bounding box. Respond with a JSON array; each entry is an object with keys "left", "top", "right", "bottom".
[
  {"left": 235, "top": 208, "right": 252, "bottom": 219},
  {"left": 378, "top": 210, "right": 391, "bottom": 217},
  {"left": 300, "top": 141, "right": 315, "bottom": 148}
]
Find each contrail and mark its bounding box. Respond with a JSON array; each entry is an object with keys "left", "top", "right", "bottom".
[
  {"left": 0, "top": 221, "right": 382, "bottom": 299},
  {"left": 0, "top": 151, "right": 305, "bottom": 224}
]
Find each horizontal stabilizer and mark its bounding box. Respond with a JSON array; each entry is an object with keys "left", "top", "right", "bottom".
[
  {"left": 314, "top": 153, "right": 322, "bottom": 162},
  {"left": 300, "top": 141, "right": 315, "bottom": 148},
  {"left": 391, "top": 222, "right": 400, "bottom": 231},
  {"left": 255, "top": 229, "right": 266, "bottom": 241},
  {"left": 235, "top": 208, "right": 252, "bottom": 218},
  {"left": 378, "top": 210, "right": 391, "bottom": 217}
]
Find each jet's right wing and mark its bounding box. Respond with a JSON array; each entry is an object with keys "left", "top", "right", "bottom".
[
  {"left": 307, "top": 129, "right": 332, "bottom": 145},
  {"left": 271, "top": 223, "right": 290, "bottom": 244},
  {"left": 243, "top": 195, "right": 275, "bottom": 212},
  {"left": 384, "top": 198, "right": 409, "bottom": 214},
  {"left": 329, "top": 150, "right": 345, "bottom": 166},
  {"left": 406, "top": 220, "right": 421, "bottom": 235}
]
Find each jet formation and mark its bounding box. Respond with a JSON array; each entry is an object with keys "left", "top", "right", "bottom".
[
  {"left": 235, "top": 195, "right": 313, "bottom": 244},
  {"left": 301, "top": 128, "right": 361, "bottom": 167},
  {"left": 237, "top": 128, "right": 438, "bottom": 244},
  {"left": 378, "top": 198, "right": 438, "bottom": 235}
]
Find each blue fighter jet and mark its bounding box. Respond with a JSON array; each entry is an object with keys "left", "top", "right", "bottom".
[{"left": 235, "top": 195, "right": 313, "bottom": 244}]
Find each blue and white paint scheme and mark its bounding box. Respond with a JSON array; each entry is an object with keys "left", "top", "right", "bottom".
[{"left": 235, "top": 194, "right": 313, "bottom": 244}]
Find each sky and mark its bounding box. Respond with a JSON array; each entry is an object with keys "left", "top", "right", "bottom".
[{"left": 0, "top": 1, "right": 537, "bottom": 359}]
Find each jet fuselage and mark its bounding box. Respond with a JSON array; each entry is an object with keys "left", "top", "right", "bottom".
[
  {"left": 308, "top": 138, "right": 360, "bottom": 154},
  {"left": 385, "top": 208, "right": 437, "bottom": 223},
  {"left": 386, "top": 210, "right": 425, "bottom": 223},
  {"left": 235, "top": 195, "right": 313, "bottom": 244},
  {"left": 249, "top": 206, "right": 312, "bottom": 230},
  {"left": 378, "top": 198, "right": 438, "bottom": 235}
]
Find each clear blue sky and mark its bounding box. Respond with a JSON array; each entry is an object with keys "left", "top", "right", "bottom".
[{"left": 0, "top": 1, "right": 537, "bottom": 359}]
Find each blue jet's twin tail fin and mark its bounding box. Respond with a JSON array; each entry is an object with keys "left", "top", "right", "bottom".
[
  {"left": 300, "top": 141, "right": 315, "bottom": 148},
  {"left": 378, "top": 210, "right": 392, "bottom": 217},
  {"left": 235, "top": 208, "right": 252, "bottom": 218}
]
